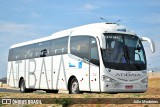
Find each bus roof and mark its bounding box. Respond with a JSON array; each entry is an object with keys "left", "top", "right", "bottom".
[{"left": 10, "top": 22, "right": 136, "bottom": 49}]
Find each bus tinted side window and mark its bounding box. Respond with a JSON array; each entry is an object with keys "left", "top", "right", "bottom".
[
  {"left": 12, "top": 47, "right": 22, "bottom": 61},
  {"left": 50, "top": 36, "right": 68, "bottom": 55},
  {"left": 8, "top": 49, "right": 14, "bottom": 61},
  {"left": 34, "top": 41, "right": 50, "bottom": 58},
  {"left": 21, "top": 44, "right": 35, "bottom": 59},
  {"left": 70, "top": 36, "right": 90, "bottom": 60}
]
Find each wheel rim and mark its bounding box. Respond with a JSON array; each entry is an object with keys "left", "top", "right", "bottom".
[{"left": 71, "top": 81, "right": 78, "bottom": 93}]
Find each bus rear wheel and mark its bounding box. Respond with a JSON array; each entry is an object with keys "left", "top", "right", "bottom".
[
  {"left": 20, "top": 79, "right": 33, "bottom": 93},
  {"left": 20, "top": 79, "right": 27, "bottom": 93},
  {"left": 69, "top": 78, "right": 80, "bottom": 94}
]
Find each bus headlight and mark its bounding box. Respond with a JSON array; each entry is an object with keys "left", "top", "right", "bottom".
[
  {"left": 141, "top": 78, "right": 148, "bottom": 83},
  {"left": 102, "top": 75, "right": 116, "bottom": 82}
]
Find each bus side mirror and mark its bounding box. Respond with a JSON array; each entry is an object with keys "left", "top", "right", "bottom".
[
  {"left": 140, "top": 37, "right": 155, "bottom": 53},
  {"left": 99, "top": 35, "right": 106, "bottom": 49}
]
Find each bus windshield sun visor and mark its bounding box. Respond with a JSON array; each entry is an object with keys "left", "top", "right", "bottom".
[{"left": 140, "top": 37, "right": 155, "bottom": 53}]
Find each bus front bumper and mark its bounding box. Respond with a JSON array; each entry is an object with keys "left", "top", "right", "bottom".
[{"left": 101, "top": 82, "right": 148, "bottom": 93}]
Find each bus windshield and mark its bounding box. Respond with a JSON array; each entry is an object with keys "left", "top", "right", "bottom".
[{"left": 102, "top": 33, "right": 146, "bottom": 71}]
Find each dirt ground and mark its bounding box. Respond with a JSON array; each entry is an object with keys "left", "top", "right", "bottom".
[{"left": 0, "top": 75, "right": 160, "bottom": 107}]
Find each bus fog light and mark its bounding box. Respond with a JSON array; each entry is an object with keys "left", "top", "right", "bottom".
[
  {"left": 141, "top": 78, "right": 148, "bottom": 83},
  {"left": 102, "top": 75, "right": 116, "bottom": 82}
]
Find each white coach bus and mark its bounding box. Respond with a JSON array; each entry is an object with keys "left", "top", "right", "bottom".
[{"left": 7, "top": 22, "right": 155, "bottom": 94}]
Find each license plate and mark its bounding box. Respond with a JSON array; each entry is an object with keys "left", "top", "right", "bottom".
[{"left": 125, "top": 85, "right": 133, "bottom": 89}]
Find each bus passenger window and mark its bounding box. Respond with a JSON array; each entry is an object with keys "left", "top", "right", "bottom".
[
  {"left": 50, "top": 36, "right": 68, "bottom": 55},
  {"left": 70, "top": 36, "right": 90, "bottom": 60},
  {"left": 21, "top": 44, "right": 35, "bottom": 59},
  {"left": 34, "top": 41, "right": 50, "bottom": 58},
  {"left": 13, "top": 47, "right": 22, "bottom": 61},
  {"left": 8, "top": 49, "right": 14, "bottom": 61}
]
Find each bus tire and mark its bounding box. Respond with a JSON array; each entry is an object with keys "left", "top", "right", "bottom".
[
  {"left": 69, "top": 78, "right": 80, "bottom": 94},
  {"left": 19, "top": 79, "right": 33, "bottom": 93},
  {"left": 20, "top": 79, "right": 27, "bottom": 93}
]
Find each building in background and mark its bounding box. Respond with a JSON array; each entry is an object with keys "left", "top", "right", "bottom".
[{"left": 0, "top": 77, "right": 7, "bottom": 84}]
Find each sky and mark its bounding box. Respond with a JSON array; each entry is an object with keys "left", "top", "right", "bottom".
[{"left": 0, "top": 0, "right": 160, "bottom": 78}]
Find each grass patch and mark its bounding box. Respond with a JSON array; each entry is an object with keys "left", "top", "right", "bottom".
[
  {"left": 0, "top": 104, "right": 6, "bottom": 107},
  {"left": 55, "top": 98, "right": 72, "bottom": 107},
  {"left": 133, "top": 94, "right": 142, "bottom": 97}
]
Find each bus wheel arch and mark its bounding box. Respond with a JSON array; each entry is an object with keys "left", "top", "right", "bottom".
[
  {"left": 68, "top": 76, "right": 80, "bottom": 94},
  {"left": 19, "top": 77, "right": 33, "bottom": 93}
]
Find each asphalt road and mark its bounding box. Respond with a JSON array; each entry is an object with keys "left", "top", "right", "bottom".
[{"left": 0, "top": 88, "right": 19, "bottom": 93}]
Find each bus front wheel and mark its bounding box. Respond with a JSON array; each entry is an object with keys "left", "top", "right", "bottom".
[{"left": 69, "top": 78, "right": 80, "bottom": 94}]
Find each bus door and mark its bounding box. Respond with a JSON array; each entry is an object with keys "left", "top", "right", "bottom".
[
  {"left": 89, "top": 37, "right": 100, "bottom": 92},
  {"left": 70, "top": 36, "right": 100, "bottom": 91},
  {"left": 70, "top": 36, "right": 90, "bottom": 91}
]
